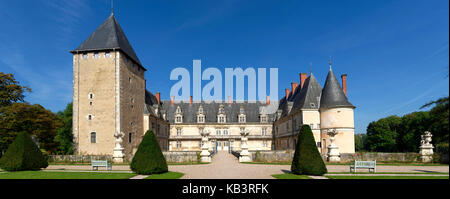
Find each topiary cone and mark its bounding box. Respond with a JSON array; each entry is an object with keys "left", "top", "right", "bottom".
[
  {"left": 0, "top": 132, "right": 48, "bottom": 171},
  {"left": 291, "top": 125, "right": 327, "bottom": 176},
  {"left": 130, "top": 130, "right": 168, "bottom": 175}
]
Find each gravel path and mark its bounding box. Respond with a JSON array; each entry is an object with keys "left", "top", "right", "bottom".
[{"left": 44, "top": 153, "right": 449, "bottom": 179}]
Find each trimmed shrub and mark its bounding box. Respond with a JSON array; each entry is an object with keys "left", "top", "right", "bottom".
[
  {"left": 291, "top": 125, "right": 327, "bottom": 176},
  {"left": 0, "top": 132, "right": 48, "bottom": 171},
  {"left": 130, "top": 130, "right": 168, "bottom": 174}
]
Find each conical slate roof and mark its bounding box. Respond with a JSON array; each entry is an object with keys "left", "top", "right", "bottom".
[
  {"left": 292, "top": 73, "right": 322, "bottom": 110},
  {"left": 320, "top": 69, "right": 354, "bottom": 109},
  {"left": 71, "top": 14, "right": 145, "bottom": 69}
]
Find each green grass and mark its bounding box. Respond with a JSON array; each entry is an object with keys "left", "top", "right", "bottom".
[
  {"left": 242, "top": 162, "right": 448, "bottom": 167},
  {"left": 49, "top": 162, "right": 208, "bottom": 166},
  {"left": 144, "top": 172, "right": 184, "bottom": 179},
  {"left": 272, "top": 174, "right": 312, "bottom": 179},
  {"left": 326, "top": 175, "right": 449, "bottom": 179},
  {"left": 0, "top": 171, "right": 136, "bottom": 179}
]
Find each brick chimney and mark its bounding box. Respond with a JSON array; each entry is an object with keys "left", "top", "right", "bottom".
[
  {"left": 300, "top": 73, "right": 307, "bottom": 89},
  {"left": 189, "top": 96, "right": 192, "bottom": 105},
  {"left": 171, "top": 96, "right": 174, "bottom": 106},
  {"left": 291, "top": 82, "right": 298, "bottom": 95},
  {"left": 266, "top": 96, "right": 270, "bottom": 106},
  {"left": 341, "top": 74, "right": 347, "bottom": 96},
  {"left": 285, "top": 88, "right": 290, "bottom": 99},
  {"left": 156, "top": 92, "right": 161, "bottom": 104},
  {"left": 228, "top": 96, "right": 231, "bottom": 106}
]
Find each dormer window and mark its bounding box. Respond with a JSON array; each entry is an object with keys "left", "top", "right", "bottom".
[
  {"left": 197, "top": 115, "right": 205, "bottom": 123},
  {"left": 239, "top": 115, "right": 246, "bottom": 123},
  {"left": 260, "top": 115, "right": 267, "bottom": 123},
  {"left": 176, "top": 106, "right": 182, "bottom": 113},
  {"left": 218, "top": 116, "right": 226, "bottom": 123},
  {"left": 310, "top": 103, "right": 315, "bottom": 108},
  {"left": 217, "top": 105, "right": 226, "bottom": 123},
  {"left": 175, "top": 116, "right": 182, "bottom": 123}
]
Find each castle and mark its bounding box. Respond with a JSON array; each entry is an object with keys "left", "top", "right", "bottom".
[{"left": 71, "top": 14, "right": 355, "bottom": 162}]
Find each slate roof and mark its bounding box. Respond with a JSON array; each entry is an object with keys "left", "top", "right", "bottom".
[
  {"left": 71, "top": 14, "right": 146, "bottom": 70},
  {"left": 319, "top": 69, "right": 354, "bottom": 109},
  {"left": 161, "top": 101, "right": 275, "bottom": 124},
  {"left": 144, "top": 90, "right": 163, "bottom": 118},
  {"left": 291, "top": 73, "right": 322, "bottom": 110}
]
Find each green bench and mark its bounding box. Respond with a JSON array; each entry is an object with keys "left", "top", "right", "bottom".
[
  {"left": 350, "top": 160, "right": 376, "bottom": 173},
  {"left": 91, "top": 160, "right": 112, "bottom": 171}
]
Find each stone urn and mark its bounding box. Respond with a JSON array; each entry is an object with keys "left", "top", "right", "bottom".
[
  {"left": 327, "top": 129, "right": 340, "bottom": 162},
  {"left": 419, "top": 131, "right": 434, "bottom": 163},
  {"left": 200, "top": 130, "right": 211, "bottom": 162},
  {"left": 113, "top": 131, "right": 125, "bottom": 163},
  {"left": 239, "top": 130, "right": 251, "bottom": 162}
]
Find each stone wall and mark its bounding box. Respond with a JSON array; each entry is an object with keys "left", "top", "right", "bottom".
[
  {"left": 48, "top": 151, "right": 200, "bottom": 164},
  {"left": 247, "top": 151, "right": 426, "bottom": 163}
]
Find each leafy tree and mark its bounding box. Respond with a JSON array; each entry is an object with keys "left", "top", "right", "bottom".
[
  {"left": 55, "top": 102, "right": 73, "bottom": 154},
  {"left": 354, "top": 133, "right": 366, "bottom": 152},
  {"left": 422, "top": 97, "right": 449, "bottom": 146},
  {"left": 291, "top": 125, "right": 327, "bottom": 176},
  {"left": 0, "top": 72, "right": 31, "bottom": 108},
  {"left": 0, "top": 132, "right": 48, "bottom": 171},
  {"left": 398, "top": 112, "right": 430, "bottom": 152},
  {"left": 130, "top": 130, "right": 168, "bottom": 175},
  {"left": 0, "top": 103, "right": 61, "bottom": 156},
  {"left": 365, "top": 116, "right": 402, "bottom": 152}
]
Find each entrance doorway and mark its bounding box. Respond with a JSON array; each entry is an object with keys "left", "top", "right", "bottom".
[{"left": 216, "top": 141, "right": 230, "bottom": 151}]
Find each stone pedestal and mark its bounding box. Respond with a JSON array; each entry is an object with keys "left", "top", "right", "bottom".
[
  {"left": 113, "top": 131, "right": 125, "bottom": 163},
  {"left": 200, "top": 131, "right": 211, "bottom": 163},
  {"left": 239, "top": 130, "right": 251, "bottom": 162},
  {"left": 419, "top": 131, "right": 434, "bottom": 163},
  {"left": 327, "top": 129, "right": 340, "bottom": 162}
]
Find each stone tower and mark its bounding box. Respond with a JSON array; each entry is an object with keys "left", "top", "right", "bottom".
[
  {"left": 71, "top": 14, "right": 146, "bottom": 161},
  {"left": 319, "top": 66, "right": 355, "bottom": 155}
]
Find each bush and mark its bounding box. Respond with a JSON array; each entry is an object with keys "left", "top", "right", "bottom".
[
  {"left": 130, "top": 130, "right": 168, "bottom": 175},
  {"left": 291, "top": 125, "right": 327, "bottom": 176},
  {"left": 0, "top": 132, "right": 48, "bottom": 171}
]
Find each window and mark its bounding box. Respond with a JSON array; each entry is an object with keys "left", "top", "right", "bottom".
[
  {"left": 239, "top": 115, "right": 246, "bottom": 123},
  {"left": 177, "top": 128, "right": 181, "bottom": 136},
  {"left": 310, "top": 103, "right": 315, "bottom": 108},
  {"left": 94, "top": 52, "right": 99, "bottom": 59},
  {"left": 263, "top": 140, "right": 267, "bottom": 147},
  {"left": 317, "top": 124, "right": 321, "bottom": 129},
  {"left": 128, "top": 133, "right": 132, "bottom": 143},
  {"left": 223, "top": 129, "right": 228, "bottom": 135},
  {"left": 262, "top": 128, "right": 267, "bottom": 136},
  {"left": 197, "top": 115, "right": 205, "bottom": 123},
  {"left": 176, "top": 141, "right": 181, "bottom": 148},
  {"left": 89, "top": 102, "right": 93, "bottom": 106},
  {"left": 216, "top": 129, "right": 221, "bottom": 135},
  {"left": 310, "top": 124, "right": 314, "bottom": 129},
  {"left": 218, "top": 116, "right": 225, "bottom": 123},
  {"left": 82, "top": 53, "right": 88, "bottom": 59},
  {"left": 129, "top": 77, "right": 132, "bottom": 83},
  {"left": 261, "top": 116, "right": 267, "bottom": 123},
  {"left": 89, "top": 93, "right": 94, "bottom": 99},
  {"left": 88, "top": 114, "right": 92, "bottom": 121},
  {"left": 175, "top": 116, "right": 182, "bottom": 123},
  {"left": 317, "top": 142, "right": 321, "bottom": 147},
  {"left": 105, "top": 51, "right": 111, "bottom": 58},
  {"left": 90, "top": 132, "right": 96, "bottom": 143}
]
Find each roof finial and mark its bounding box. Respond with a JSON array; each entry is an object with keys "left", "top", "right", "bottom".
[
  {"left": 329, "top": 56, "right": 332, "bottom": 71},
  {"left": 310, "top": 62, "right": 313, "bottom": 74},
  {"left": 111, "top": 0, "right": 114, "bottom": 15}
]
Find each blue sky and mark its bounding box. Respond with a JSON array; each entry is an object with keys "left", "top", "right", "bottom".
[{"left": 0, "top": 0, "right": 448, "bottom": 134}]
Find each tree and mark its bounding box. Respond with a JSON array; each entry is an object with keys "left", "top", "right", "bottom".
[
  {"left": 354, "top": 133, "right": 366, "bottom": 152},
  {"left": 0, "top": 72, "right": 31, "bottom": 108},
  {"left": 365, "top": 116, "right": 402, "bottom": 152},
  {"left": 0, "top": 132, "right": 48, "bottom": 171},
  {"left": 291, "top": 125, "right": 327, "bottom": 176},
  {"left": 398, "top": 112, "right": 430, "bottom": 152},
  {"left": 422, "top": 96, "right": 449, "bottom": 146},
  {"left": 55, "top": 102, "right": 73, "bottom": 154},
  {"left": 130, "top": 130, "right": 168, "bottom": 175},
  {"left": 0, "top": 103, "right": 61, "bottom": 155}
]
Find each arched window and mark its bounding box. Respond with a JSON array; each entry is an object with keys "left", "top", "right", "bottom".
[{"left": 90, "top": 132, "right": 96, "bottom": 143}]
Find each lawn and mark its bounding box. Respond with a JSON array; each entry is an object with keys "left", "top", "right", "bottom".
[
  {"left": 327, "top": 172, "right": 449, "bottom": 175},
  {"left": 326, "top": 175, "right": 449, "bottom": 179},
  {"left": 144, "top": 172, "right": 184, "bottom": 179},
  {"left": 0, "top": 171, "right": 136, "bottom": 179},
  {"left": 271, "top": 174, "right": 312, "bottom": 179}
]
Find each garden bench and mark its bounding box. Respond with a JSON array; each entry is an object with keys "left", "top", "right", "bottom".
[
  {"left": 350, "top": 160, "right": 376, "bottom": 173},
  {"left": 91, "top": 160, "right": 112, "bottom": 171}
]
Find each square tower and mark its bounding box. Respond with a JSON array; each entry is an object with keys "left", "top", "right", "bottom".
[{"left": 71, "top": 14, "right": 146, "bottom": 160}]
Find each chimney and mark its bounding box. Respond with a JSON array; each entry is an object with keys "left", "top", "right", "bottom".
[
  {"left": 228, "top": 96, "right": 231, "bottom": 106},
  {"left": 291, "top": 82, "right": 298, "bottom": 95},
  {"left": 285, "top": 88, "right": 290, "bottom": 99},
  {"left": 189, "top": 96, "right": 192, "bottom": 105},
  {"left": 156, "top": 92, "right": 161, "bottom": 104},
  {"left": 341, "top": 74, "right": 347, "bottom": 96},
  {"left": 171, "top": 96, "right": 174, "bottom": 106},
  {"left": 266, "top": 96, "right": 270, "bottom": 106},
  {"left": 300, "top": 73, "right": 307, "bottom": 89}
]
